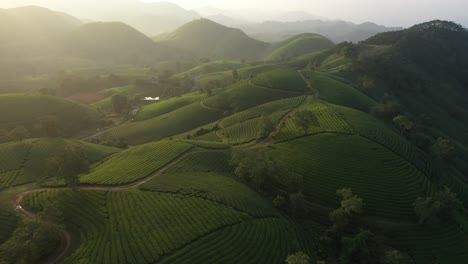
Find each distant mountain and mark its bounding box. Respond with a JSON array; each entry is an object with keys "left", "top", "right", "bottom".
[
  {"left": 60, "top": 22, "right": 179, "bottom": 64},
  {"left": 0, "top": 6, "right": 82, "bottom": 58},
  {"left": 265, "top": 33, "right": 334, "bottom": 61},
  {"left": 155, "top": 19, "right": 270, "bottom": 60},
  {"left": 241, "top": 20, "right": 402, "bottom": 43}
]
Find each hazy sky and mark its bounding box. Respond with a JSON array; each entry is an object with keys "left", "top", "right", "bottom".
[{"left": 2, "top": 0, "right": 468, "bottom": 27}]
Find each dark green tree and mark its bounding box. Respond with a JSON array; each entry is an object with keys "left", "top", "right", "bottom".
[
  {"left": 431, "top": 137, "right": 456, "bottom": 161},
  {"left": 414, "top": 186, "right": 463, "bottom": 224},
  {"left": 232, "top": 69, "right": 239, "bottom": 80},
  {"left": 285, "top": 251, "right": 311, "bottom": 264},
  {"left": 329, "top": 188, "right": 364, "bottom": 229},
  {"left": 382, "top": 250, "right": 412, "bottom": 264},
  {"left": 9, "top": 126, "right": 30, "bottom": 141},
  {"left": 111, "top": 94, "right": 130, "bottom": 114},
  {"left": 293, "top": 110, "right": 319, "bottom": 133},
  {"left": 230, "top": 150, "right": 276, "bottom": 189}
]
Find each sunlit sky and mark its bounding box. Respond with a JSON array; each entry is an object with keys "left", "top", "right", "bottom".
[{"left": 2, "top": 0, "right": 468, "bottom": 27}]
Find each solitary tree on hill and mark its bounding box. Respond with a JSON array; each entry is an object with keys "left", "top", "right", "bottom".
[
  {"left": 232, "top": 69, "right": 239, "bottom": 80},
  {"left": 293, "top": 110, "right": 319, "bottom": 134},
  {"left": 9, "top": 126, "right": 30, "bottom": 141},
  {"left": 413, "top": 186, "right": 463, "bottom": 224},
  {"left": 329, "top": 188, "right": 364, "bottom": 229},
  {"left": 286, "top": 251, "right": 310, "bottom": 264},
  {"left": 46, "top": 145, "right": 89, "bottom": 188}
]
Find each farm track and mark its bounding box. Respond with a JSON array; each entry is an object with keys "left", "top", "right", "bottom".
[{"left": 10, "top": 147, "right": 229, "bottom": 263}]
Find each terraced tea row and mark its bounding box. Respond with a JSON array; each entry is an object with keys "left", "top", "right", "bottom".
[
  {"left": 103, "top": 102, "right": 224, "bottom": 145},
  {"left": 0, "top": 139, "right": 119, "bottom": 187},
  {"left": 81, "top": 141, "right": 193, "bottom": 185},
  {"left": 140, "top": 172, "right": 277, "bottom": 217},
  {"left": 269, "top": 133, "right": 434, "bottom": 221},
  {"left": 0, "top": 207, "right": 18, "bottom": 244},
  {"left": 274, "top": 101, "right": 353, "bottom": 142},
  {"left": 166, "top": 151, "right": 232, "bottom": 173},
  {"left": 219, "top": 96, "right": 306, "bottom": 128},
  {"left": 159, "top": 218, "right": 297, "bottom": 264},
  {"left": 220, "top": 110, "right": 288, "bottom": 144},
  {"left": 135, "top": 93, "right": 206, "bottom": 121},
  {"left": 251, "top": 68, "right": 309, "bottom": 92},
  {"left": 21, "top": 190, "right": 266, "bottom": 264},
  {"left": 333, "top": 104, "right": 438, "bottom": 178}
]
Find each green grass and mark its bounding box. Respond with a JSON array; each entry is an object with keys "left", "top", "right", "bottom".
[
  {"left": 135, "top": 93, "right": 206, "bottom": 121},
  {"left": 0, "top": 94, "right": 106, "bottom": 136},
  {"left": 269, "top": 133, "right": 433, "bottom": 221},
  {"left": 251, "top": 68, "right": 309, "bottom": 92},
  {"left": 265, "top": 33, "right": 334, "bottom": 61},
  {"left": 0, "top": 139, "right": 119, "bottom": 188},
  {"left": 303, "top": 71, "right": 376, "bottom": 111},
  {"left": 103, "top": 102, "right": 224, "bottom": 145},
  {"left": 21, "top": 189, "right": 261, "bottom": 264},
  {"left": 81, "top": 141, "right": 193, "bottom": 185},
  {"left": 159, "top": 218, "right": 297, "bottom": 264}
]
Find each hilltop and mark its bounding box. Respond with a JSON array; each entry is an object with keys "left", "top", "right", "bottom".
[
  {"left": 265, "top": 33, "right": 334, "bottom": 61},
  {"left": 0, "top": 6, "right": 81, "bottom": 58},
  {"left": 60, "top": 22, "right": 181, "bottom": 64},
  {"left": 156, "top": 19, "right": 270, "bottom": 60}
]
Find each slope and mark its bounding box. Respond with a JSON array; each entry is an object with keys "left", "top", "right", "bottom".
[
  {"left": 265, "top": 33, "right": 334, "bottom": 61},
  {"left": 0, "top": 94, "right": 108, "bottom": 137},
  {"left": 156, "top": 19, "right": 270, "bottom": 60}
]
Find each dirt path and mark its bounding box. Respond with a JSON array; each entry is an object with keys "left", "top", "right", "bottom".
[
  {"left": 298, "top": 70, "right": 319, "bottom": 99},
  {"left": 11, "top": 147, "right": 222, "bottom": 263}
]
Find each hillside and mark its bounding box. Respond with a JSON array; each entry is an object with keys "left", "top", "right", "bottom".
[
  {"left": 0, "top": 94, "right": 107, "bottom": 137},
  {"left": 156, "top": 19, "right": 270, "bottom": 60},
  {"left": 61, "top": 22, "right": 180, "bottom": 64},
  {"left": 2, "top": 18, "right": 468, "bottom": 264},
  {"left": 0, "top": 6, "right": 81, "bottom": 58},
  {"left": 241, "top": 20, "right": 402, "bottom": 43},
  {"left": 265, "top": 33, "right": 334, "bottom": 61}
]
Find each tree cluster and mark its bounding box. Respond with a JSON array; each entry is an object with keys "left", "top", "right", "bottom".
[
  {"left": 0, "top": 207, "right": 64, "bottom": 264},
  {"left": 414, "top": 186, "right": 463, "bottom": 224},
  {"left": 293, "top": 110, "right": 320, "bottom": 134},
  {"left": 45, "top": 145, "right": 89, "bottom": 188}
]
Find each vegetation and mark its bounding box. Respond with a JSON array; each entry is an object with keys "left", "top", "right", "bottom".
[
  {"left": 266, "top": 33, "right": 334, "bottom": 61},
  {"left": 413, "top": 186, "right": 463, "bottom": 224},
  {"left": 251, "top": 68, "right": 309, "bottom": 92},
  {"left": 81, "top": 141, "right": 193, "bottom": 185}
]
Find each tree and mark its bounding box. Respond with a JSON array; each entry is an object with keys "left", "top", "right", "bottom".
[
  {"left": 339, "top": 229, "right": 372, "bottom": 264},
  {"left": 259, "top": 115, "right": 275, "bottom": 138},
  {"left": 112, "top": 94, "right": 129, "bottom": 114},
  {"left": 414, "top": 186, "right": 463, "bottom": 224},
  {"left": 230, "top": 150, "right": 276, "bottom": 189},
  {"left": 290, "top": 192, "right": 307, "bottom": 218},
  {"left": 273, "top": 195, "right": 287, "bottom": 209},
  {"left": 9, "top": 126, "right": 30, "bottom": 141},
  {"left": 0, "top": 207, "right": 63, "bottom": 264},
  {"left": 382, "top": 250, "right": 412, "bottom": 264},
  {"left": 45, "top": 145, "right": 89, "bottom": 188},
  {"left": 329, "top": 188, "right": 364, "bottom": 229},
  {"left": 61, "top": 145, "right": 88, "bottom": 187},
  {"left": 41, "top": 115, "right": 60, "bottom": 137},
  {"left": 0, "top": 129, "right": 11, "bottom": 143},
  {"left": 293, "top": 110, "right": 319, "bottom": 133},
  {"left": 371, "top": 101, "right": 400, "bottom": 122},
  {"left": 431, "top": 137, "right": 456, "bottom": 161},
  {"left": 232, "top": 69, "right": 239, "bottom": 80},
  {"left": 285, "top": 251, "right": 310, "bottom": 264},
  {"left": 392, "top": 115, "right": 414, "bottom": 133}
]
